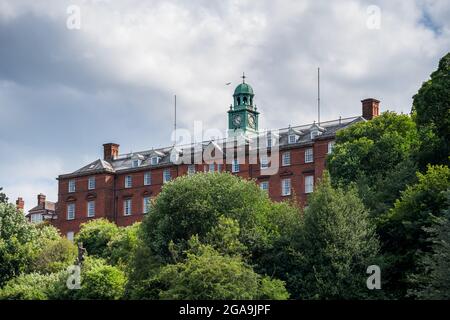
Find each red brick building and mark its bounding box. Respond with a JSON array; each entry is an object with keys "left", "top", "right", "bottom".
[{"left": 52, "top": 80, "right": 380, "bottom": 238}]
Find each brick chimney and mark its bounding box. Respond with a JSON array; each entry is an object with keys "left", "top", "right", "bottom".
[
  {"left": 361, "top": 98, "right": 380, "bottom": 120},
  {"left": 37, "top": 193, "right": 46, "bottom": 206},
  {"left": 103, "top": 143, "right": 120, "bottom": 161},
  {"left": 16, "top": 197, "right": 24, "bottom": 210}
]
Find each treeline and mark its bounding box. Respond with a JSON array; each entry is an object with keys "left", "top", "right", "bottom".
[{"left": 0, "top": 52, "right": 448, "bottom": 300}]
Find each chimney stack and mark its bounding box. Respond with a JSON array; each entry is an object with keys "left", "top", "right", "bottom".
[
  {"left": 361, "top": 98, "right": 380, "bottom": 120},
  {"left": 16, "top": 197, "right": 24, "bottom": 210},
  {"left": 103, "top": 143, "right": 120, "bottom": 162},
  {"left": 37, "top": 193, "right": 46, "bottom": 206}
]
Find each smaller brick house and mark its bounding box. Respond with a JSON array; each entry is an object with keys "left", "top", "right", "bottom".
[{"left": 24, "top": 194, "right": 57, "bottom": 223}]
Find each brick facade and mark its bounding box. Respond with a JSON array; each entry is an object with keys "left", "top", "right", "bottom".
[{"left": 52, "top": 95, "right": 380, "bottom": 237}]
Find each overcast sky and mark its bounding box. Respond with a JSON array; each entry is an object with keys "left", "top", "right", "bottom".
[{"left": 0, "top": 0, "right": 449, "bottom": 211}]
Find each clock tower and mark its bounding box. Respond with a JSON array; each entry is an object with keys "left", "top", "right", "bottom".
[{"left": 227, "top": 73, "right": 259, "bottom": 136}]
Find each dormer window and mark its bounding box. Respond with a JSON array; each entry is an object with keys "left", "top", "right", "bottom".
[
  {"left": 288, "top": 134, "right": 296, "bottom": 144},
  {"left": 267, "top": 135, "right": 272, "bottom": 148},
  {"left": 132, "top": 159, "right": 140, "bottom": 168},
  {"left": 311, "top": 130, "right": 320, "bottom": 139},
  {"left": 151, "top": 157, "right": 160, "bottom": 165}
]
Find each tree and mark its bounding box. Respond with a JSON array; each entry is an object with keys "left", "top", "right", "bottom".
[
  {"left": 327, "top": 111, "right": 419, "bottom": 218},
  {"left": 0, "top": 203, "right": 36, "bottom": 286},
  {"left": 296, "top": 173, "right": 381, "bottom": 299},
  {"left": 0, "top": 187, "right": 7, "bottom": 204},
  {"left": 380, "top": 165, "right": 450, "bottom": 296},
  {"left": 153, "top": 238, "right": 288, "bottom": 300},
  {"left": 31, "top": 237, "right": 77, "bottom": 274},
  {"left": 75, "top": 218, "right": 120, "bottom": 258},
  {"left": 139, "top": 172, "right": 294, "bottom": 264},
  {"left": 50, "top": 256, "right": 126, "bottom": 300},
  {"left": 107, "top": 222, "right": 141, "bottom": 269},
  {"left": 0, "top": 272, "right": 60, "bottom": 300},
  {"left": 128, "top": 172, "right": 300, "bottom": 299},
  {"left": 77, "top": 257, "right": 126, "bottom": 300},
  {"left": 408, "top": 190, "right": 450, "bottom": 299},
  {"left": 412, "top": 52, "right": 450, "bottom": 167}
]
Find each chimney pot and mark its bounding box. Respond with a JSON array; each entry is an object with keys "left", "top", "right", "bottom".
[
  {"left": 361, "top": 98, "right": 380, "bottom": 120},
  {"left": 103, "top": 143, "right": 120, "bottom": 161},
  {"left": 37, "top": 193, "right": 46, "bottom": 206},
  {"left": 16, "top": 197, "right": 24, "bottom": 210}
]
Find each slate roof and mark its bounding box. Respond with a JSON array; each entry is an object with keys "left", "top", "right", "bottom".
[
  {"left": 59, "top": 116, "right": 364, "bottom": 179},
  {"left": 26, "top": 201, "right": 56, "bottom": 217}
]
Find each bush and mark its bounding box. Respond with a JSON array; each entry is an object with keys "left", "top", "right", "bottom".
[
  {"left": 31, "top": 238, "right": 77, "bottom": 274},
  {"left": 0, "top": 272, "right": 60, "bottom": 300},
  {"left": 75, "top": 219, "right": 119, "bottom": 258},
  {"left": 155, "top": 239, "right": 289, "bottom": 300}
]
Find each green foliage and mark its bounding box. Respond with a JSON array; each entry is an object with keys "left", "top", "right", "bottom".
[
  {"left": 381, "top": 165, "right": 450, "bottom": 296},
  {"left": 204, "top": 216, "right": 247, "bottom": 257},
  {"left": 154, "top": 239, "right": 288, "bottom": 300},
  {"left": 140, "top": 173, "right": 290, "bottom": 263},
  {"left": 296, "top": 173, "right": 381, "bottom": 299},
  {"left": 412, "top": 52, "right": 450, "bottom": 167},
  {"left": 0, "top": 187, "right": 7, "bottom": 204},
  {"left": 107, "top": 223, "right": 141, "bottom": 269},
  {"left": 0, "top": 272, "right": 60, "bottom": 300},
  {"left": 31, "top": 237, "right": 77, "bottom": 274},
  {"left": 327, "top": 112, "right": 419, "bottom": 218},
  {"left": 0, "top": 203, "right": 36, "bottom": 286},
  {"left": 77, "top": 257, "right": 126, "bottom": 300},
  {"left": 408, "top": 190, "right": 450, "bottom": 299},
  {"left": 75, "top": 218, "right": 120, "bottom": 258}
]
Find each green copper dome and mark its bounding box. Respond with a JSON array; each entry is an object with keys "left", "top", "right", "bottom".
[{"left": 234, "top": 82, "right": 254, "bottom": 96}]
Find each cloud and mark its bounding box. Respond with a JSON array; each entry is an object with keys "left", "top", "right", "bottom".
[{"left": 0, "top": 0, "right": 449, "bottom": 211}]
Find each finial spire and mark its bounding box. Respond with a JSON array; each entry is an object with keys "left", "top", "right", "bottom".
[{"left": 241, "top": 72, "right": 246, "bottom": 83}]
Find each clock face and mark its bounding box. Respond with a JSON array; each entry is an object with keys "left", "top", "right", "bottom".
[
  {"left": 248, "top": 114, "right": 256, "bottom": 129},
  {"left": 233, "top": 114, "right": 242, "bottom": 127}
]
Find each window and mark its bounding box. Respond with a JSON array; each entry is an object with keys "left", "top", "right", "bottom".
[
  {"left": 282, "top": 179, "right": 291, "bottom": 196},
  {"left": 87, "top": 201, "right": 95, "bottom": 217},
  {"left": 327, "top": 141, "right": 335, "bottom": 154},
  {"left": 88, "top": 176, "right": 95, "bottom": 190},
  {"left": 188, "top": 165, "right": 196, "bottom": 175},
  {"left": 267, "top": 135, "right": 272, "bottom": 148},
  {"left": 66, "top": 231, "right": 74, "bottom": 242},
  {"left": 163, "top": 169, "right": 171, "bottom": 183},
  {"left": 143, "top": 197, "right": 151, "bottom": 214},
  {"left": 209, "top": 163, "right": 215, "bottom": 172},
  {"left": 67, "top": 203, "right": 75, "bottom": 220},
  {"left": 260, "top": 156, "right": 269, "bottom": 170},
  {"left": 282, "top": 152, "right": 291, "bottom": 166},
  {"left": 68, "top": 180, "right": 76, "bottom": 193},
  {"left": 305, "top": 148, "right": 313, "bottom": 163},
  {"left": 132, "top": 159, "right": 140, "bottom": 168},
  {"left": 124, "top": 199, "right": 132, "bottom": 216},
  {"left": 144, "top": 172, "right": 152, "bottom": 185},
  {"left": 305, "top": 176, "right": 314, "bottom": 193},
  {"left": 151, "top": 157, "right": 160, "bottom": 165},
  {"left": 125, "top": 175, "right": 132, "bottom": 188},
  {"left": 31, "top": 214, "right": 43, "bottom": 223},
  {"left": 311, "top": 130, "right": 319, "bottom": 139},
  {"left": 260, "top": 181, "right": 269, "bottom": 192},
  {"left": 288, "top": 134, "right": 296, "bottom": 144},
  {"left": 232, "top": 159, "right": 240, "bottom": 173}
]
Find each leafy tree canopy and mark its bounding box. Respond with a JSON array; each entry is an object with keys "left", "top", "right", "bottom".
[
  {"left": 327, "top": 111, "right": 419, "bottom": 218},
  {"left": 295, "top": 173, "right": 381, "bottom": 299},
  {"left": 381, "top": 165, "right": 450, "bottom": 296},
  {"left": 75, "top": 218, "right": 120, "bottom": 258},
  {"left": 412, "top": 52, "right": 450, "bottom": 166}
]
